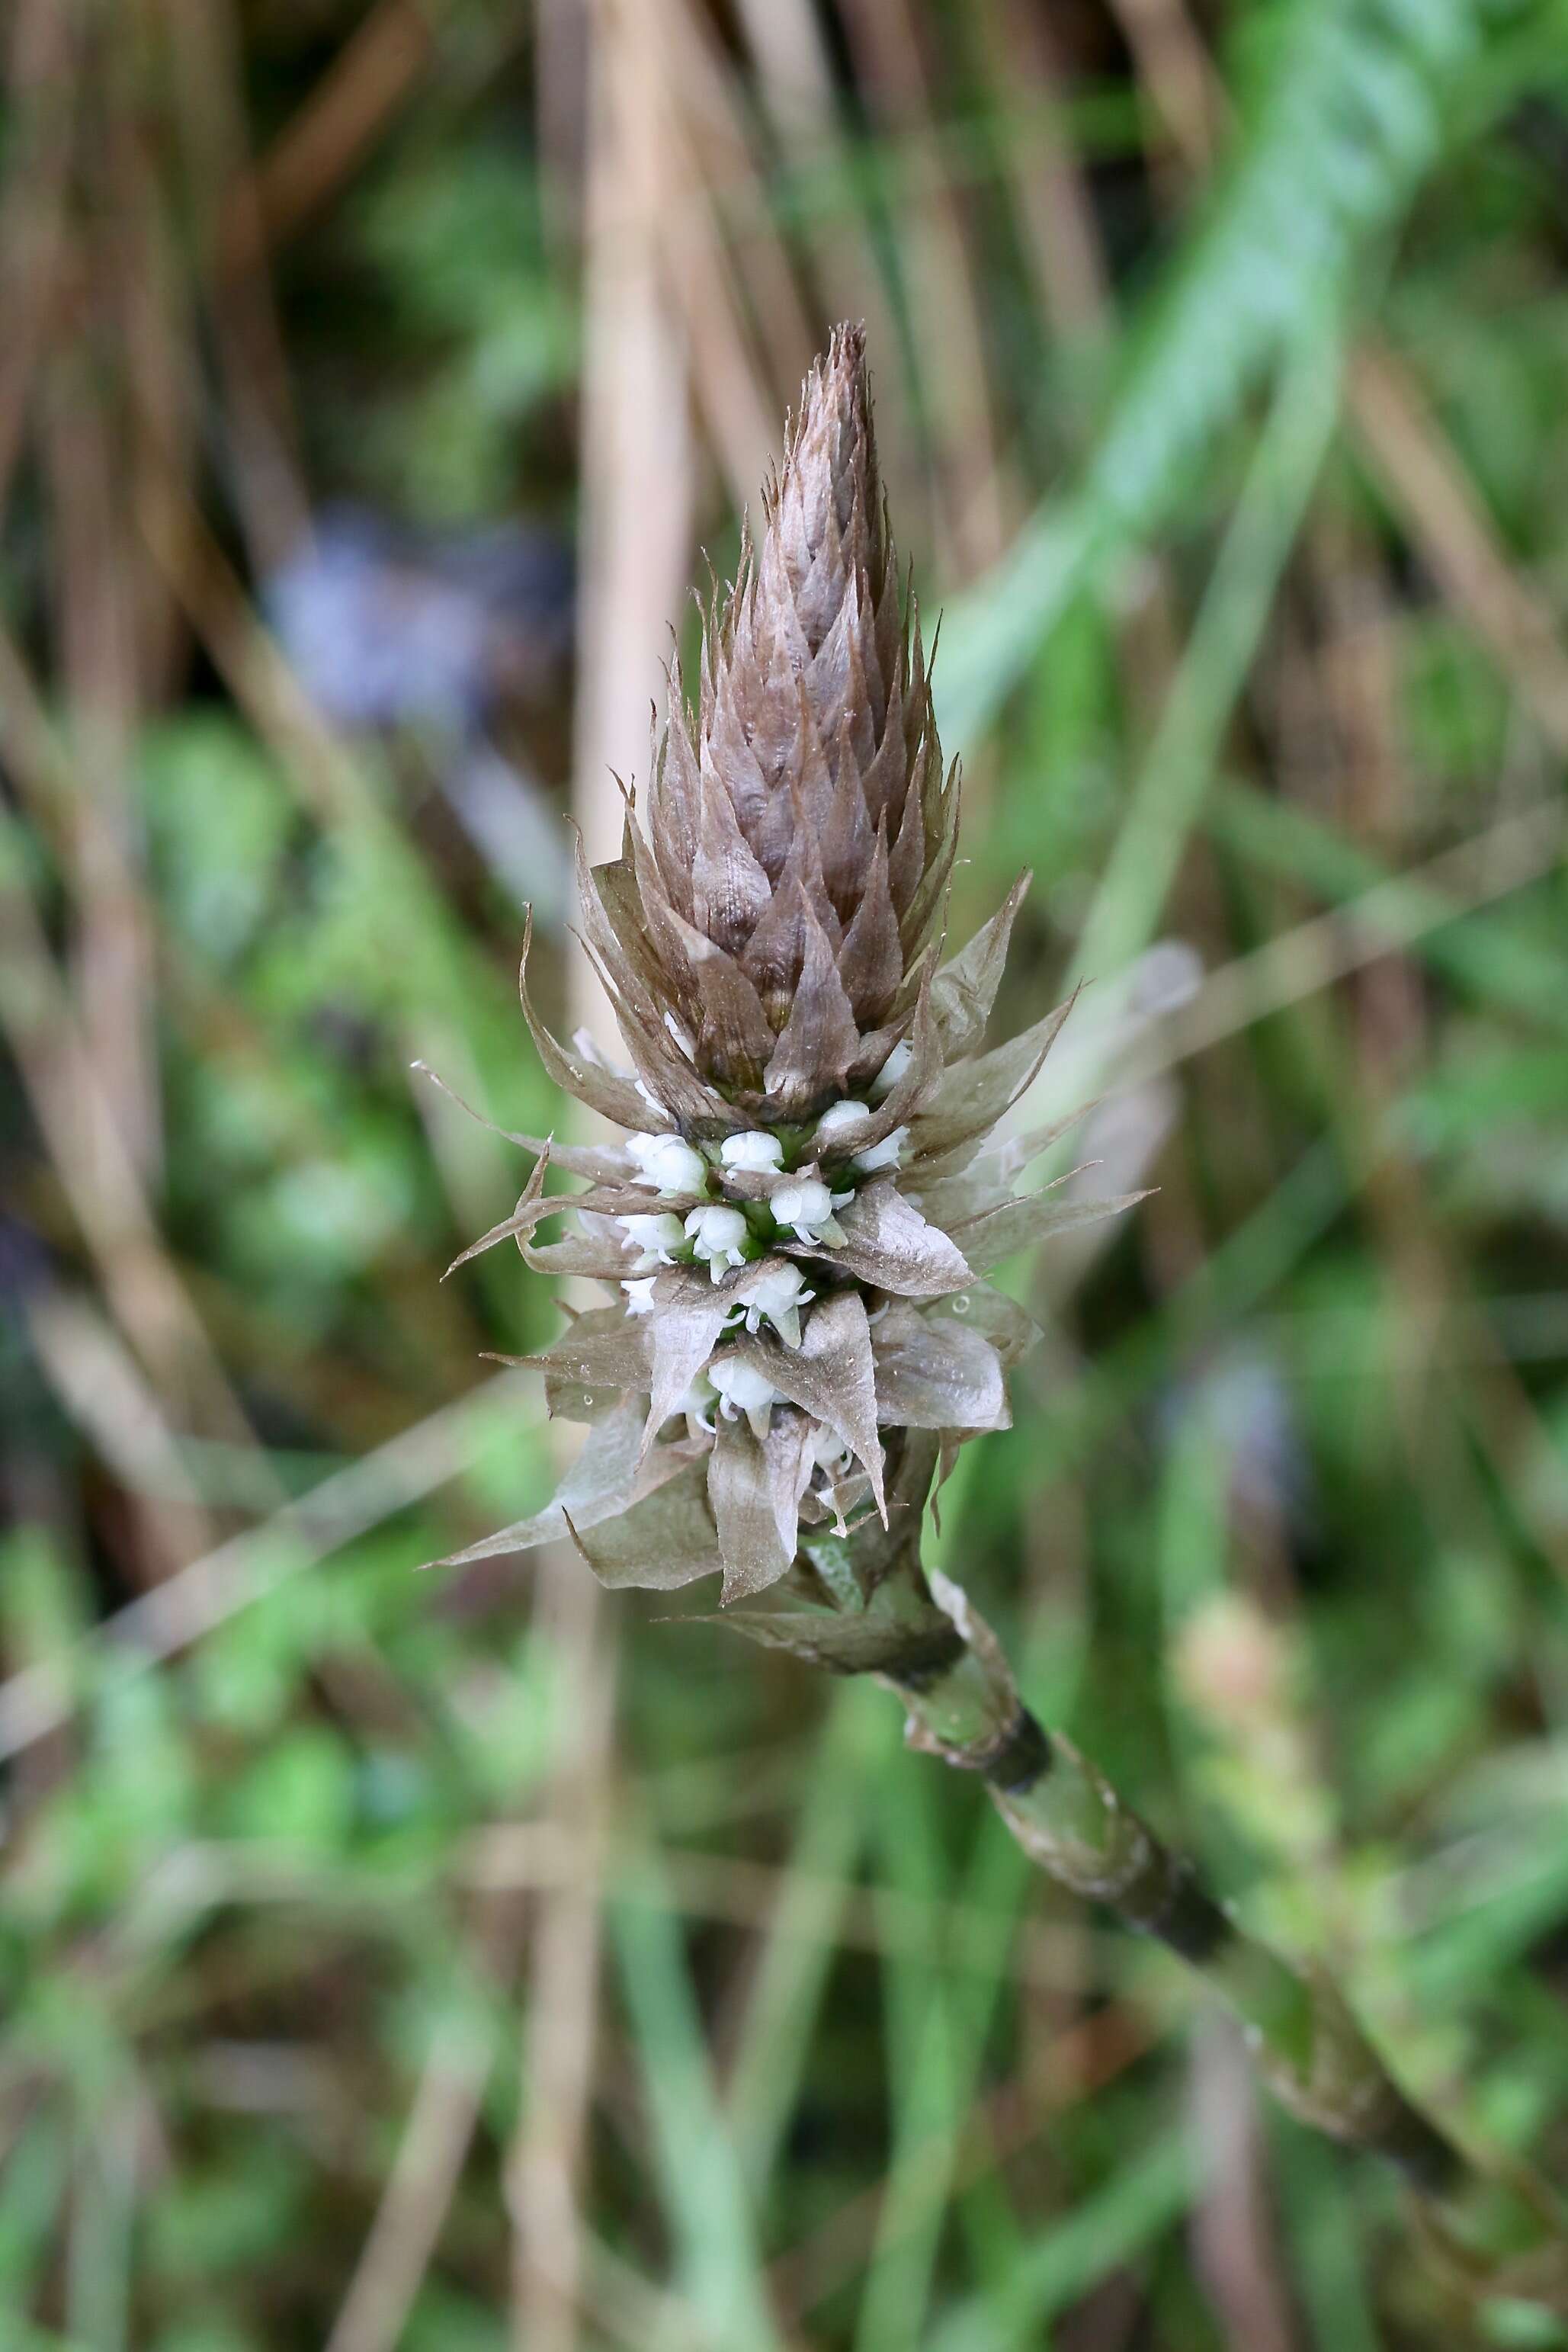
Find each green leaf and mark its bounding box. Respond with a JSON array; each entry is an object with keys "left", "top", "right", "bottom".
[{"left": 938, "top": 0, "right": 1506, "bottom": 746}]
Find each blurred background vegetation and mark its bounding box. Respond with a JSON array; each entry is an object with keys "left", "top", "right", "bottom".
[{"left": 3, "top": 0, "right": 1568, "bottom": 2344}]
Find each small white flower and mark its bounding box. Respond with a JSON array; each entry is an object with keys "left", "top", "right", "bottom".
[
  {"left": 869, "top": 1039, "right": 913, "bottom": 1102},
  {"left": 621, "top": 1277, "right": 659, "bottom": 1315},
  {"left": 769, "top": 1176, "right": 847, "bottom": 1247},
  {"left": 673, "top": 1374, "right": 717, "bottom": 1431},
  {"left": 814, "top": 1101, "right": 871, "bottom": 1147},
  {"left": 627, "top": 1131, "right": 707, "bottom": 1195},
  {"left": 710, "top": 1358, "right": 785, "bottom": 1439},
  {"left": 813, "top": 1101, "right": 906, "bottom": 1173},
  {"left": 711, "top": 1361, "right": 781, "bottom": 1413},
  {"left": 808, "top": 1422, "right": 863, "bottom": 1534},
  {"left": 685, "top": 1202, "right": 750, "bottom": 1279},
  {"left": 617, "top": 1211, "right": 686, "bottom": 1269},
  {"left": 720, "top": 1129, "right": 785, "bottom": 1175},
  {"left": 733, "top": 1264, "right": 815, "bottom": 1349},
  {"left": 857, "top": 1126, "right": 906, "bottom": 1173},
  {"left": 810, "top": 1423, "right": 853, "bottom": 1473}
]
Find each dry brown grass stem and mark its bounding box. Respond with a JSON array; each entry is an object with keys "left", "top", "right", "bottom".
[
  {"left": 505, "top": 9, "right": 697, "bottom": 2344},
  {"left": 223, "top": 0, "right": 441, "bottom": 268},
  {"left": 325, "top": 2002, "right": 495, "bottom": 2352},
  {"left": 0, "top": 631, "right": 265, "bottom": 1458}
]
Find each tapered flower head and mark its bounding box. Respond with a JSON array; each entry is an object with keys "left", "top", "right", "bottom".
[
  {"left": 564, "top": 325, "right": 954, "bottom": 1127},
  {"left": 629, "top": 326, "right": 952, "bottom": 1111},
  {"left": 429, "top": 328, "right": 1141, "bottom": 1603}
]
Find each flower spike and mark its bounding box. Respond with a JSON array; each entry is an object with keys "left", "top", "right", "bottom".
[{"left": 433, "top": 326, "right": 1127, "bottom": 1597}]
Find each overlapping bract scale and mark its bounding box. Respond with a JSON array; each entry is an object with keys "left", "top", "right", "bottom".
[{"left": 593, "top": 325, "right": 956, "bottom": 1119}]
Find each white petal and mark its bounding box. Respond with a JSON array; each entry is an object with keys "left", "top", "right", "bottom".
[
  {"left": 856, "top": 1126, "right": 906, "bottom": 1173},
  {"left": 629, "top": 1132, "right": 707, "bottom": 1195},
  {"left": 869, "top": 1040, "right": 913, "bottom": 1102},
  {"left": 720, "top": 1130, "right": 785, "bottom": 1173},
  {"left": 815, "top": 1101, "right": 873, "bottom": 1146},
  {"left": 771, "top": 1176, "right": 833, "bottom": 1231}
]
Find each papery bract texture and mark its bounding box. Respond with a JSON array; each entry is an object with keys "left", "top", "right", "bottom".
[{"left": 431, "top": 327, "right": 1142, "bottom": 1601}]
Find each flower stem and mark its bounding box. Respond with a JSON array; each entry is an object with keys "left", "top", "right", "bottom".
[{"left": 834, "top": 1545, "right": 1568, "bottom": 2296}]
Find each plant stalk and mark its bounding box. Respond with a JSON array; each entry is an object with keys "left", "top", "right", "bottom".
[{"left": 792, "top": 1532, "right": 1568, "bottom": 2305}]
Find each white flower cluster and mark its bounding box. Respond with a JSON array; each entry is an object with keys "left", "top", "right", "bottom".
[{"left": 609, "top": 1070, "right": 912, "bottom": 1494}]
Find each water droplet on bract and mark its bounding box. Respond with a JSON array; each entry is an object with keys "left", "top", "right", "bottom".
[
  {"left": 582, "top": 1392, "right": 595, "bottom": 1409},
  {"left": 953, "top": 1295, "right": 970, "bottom": 1315}
]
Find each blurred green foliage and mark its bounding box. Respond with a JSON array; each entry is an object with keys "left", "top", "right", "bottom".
[{"left": 3, "top": 0, "right": 1568, "bottom": 2345}]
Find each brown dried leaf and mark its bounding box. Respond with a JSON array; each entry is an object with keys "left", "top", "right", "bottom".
[
  {"left": 835, "top": 817, "right": 903, "bottom": 1025},
  {"left": 656, "top": 904, "right": 777, "bottom": 1086},
  {"left": 567, "top": 1457, "right": 723, "bottom": 1591},
  {"left": 951, "top": 1188, "right": 1152, "bottom": 1275},
  {"left": 443, "top": 1148, "right": 553, "bottom": 1277},
  {"left": 521, "top": 1234, "right": 636, "bottom": 1281},
  {"left": 817, "top": 971, "right": 942, "bottom": 1169},
  {"left": 518, "top": 910, "right": 652, "bottom": 1131},
  {"left": 871, "top": 1306, "right": 1008, "bottom": 1433},
  {"left": 691, "top": 762, "right": 772, "bottom": 955},
  {"left": 762, "top": 893, "right": 861, "bottom": 1110},
  {"left": 576, "top": 934, "right": 736, "bottom": 1135},
  {"left": 723, "top": 1288, "right": 886, "bottom": 1519},
  {"left": 925, "top": 1284, "right": 1040, "bottom": 1368},
  {"left": 802, "top": 1179, "right": 971, "bottom": 1298},
  {"left": 642, "top": 1287, "right": 736, "bottom": 1449},
  {"left": 575, "top": 831, "right": 675, "bottom": 1011},
  {"left": 426, "top": 1397, "right": 701, "bottom": 1568},
  {"left": 649, "top": 701, "right": 701, "bottom": 917},
  {"left": 516, "top": 1306, "right": 652, "bottom": 1394},
  {"left": 708, "top": 1407, "right": 813, "bottom": 1602},
  {"left": 908, "top": 989, "right": 1077, "bottom": 1161},
  {"left": 818, "top": 746, "right": 876, "bottom": 915},
  {"left": 931, "top": 872, "right": 1031, "bottom": 1057}
]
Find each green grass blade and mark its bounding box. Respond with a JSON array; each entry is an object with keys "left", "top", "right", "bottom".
[
  {"left": 609, "top": 1858, "right": 785, "bottom": 2352},
  {"left": 1073, "top": 325, "right": 1341, "bottom": 983},
  {"left": 928, "top": 2132, "right": 1191, "bottom": 2352},
  {"left": 725, "top": 1682, "right": 891, "bottom": 2203},
  {"left": 938, "top": 0, "right": 1500, "bottom": 746}
]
